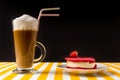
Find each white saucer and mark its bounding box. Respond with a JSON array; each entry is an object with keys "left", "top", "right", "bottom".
[{"left": 58, "top": 63, "right": 108, "bottom": 74}]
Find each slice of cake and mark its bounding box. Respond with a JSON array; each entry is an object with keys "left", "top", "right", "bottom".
[{"left": 65, "top": 51, "right": 97, "bottom": 69}]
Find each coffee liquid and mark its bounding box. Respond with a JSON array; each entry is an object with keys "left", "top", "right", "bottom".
[{"left": 13, "top": 30, "right": 37, "bottom": 68}]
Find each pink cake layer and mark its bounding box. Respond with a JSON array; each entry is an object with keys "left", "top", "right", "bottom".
[{"left": 65, "top": 57, "right": 95, "bottom": 62}]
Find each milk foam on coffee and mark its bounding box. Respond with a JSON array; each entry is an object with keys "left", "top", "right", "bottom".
[{"left": 13, "top": 14, "right": 39, "bottom": 31}]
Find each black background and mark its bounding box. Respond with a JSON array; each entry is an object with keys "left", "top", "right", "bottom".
[{"left": 0, "top": 0, "right": 120, "bottom": 62}]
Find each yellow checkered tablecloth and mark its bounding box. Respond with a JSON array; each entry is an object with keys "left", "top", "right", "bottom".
[{"left": 0, "top": 62, "right": 120, "bottom": 80}]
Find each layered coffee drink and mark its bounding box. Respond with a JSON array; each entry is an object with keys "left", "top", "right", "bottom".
[
  {"left": 12, "top": 7, "right": 59, "bottom": 74},
  {"left": 13, "top": 14, "right": 39, "bottom": 68}
]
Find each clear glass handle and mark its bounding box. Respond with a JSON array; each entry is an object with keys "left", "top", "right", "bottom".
[{"left": 34, "top": 41, "right": 46, "bottom": 63}]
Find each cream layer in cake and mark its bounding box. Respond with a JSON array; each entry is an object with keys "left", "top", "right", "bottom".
[{"left": 66, "top": 61, "right": 96, "bottom": 69}]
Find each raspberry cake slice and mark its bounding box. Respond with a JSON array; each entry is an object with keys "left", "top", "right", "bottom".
[{"left": 65, "top": 51, "right": 97, "bottom": 69}]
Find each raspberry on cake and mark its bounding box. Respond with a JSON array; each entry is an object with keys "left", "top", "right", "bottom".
[{"left": 65, "top": 51, "right": 97, "bottom": 69}]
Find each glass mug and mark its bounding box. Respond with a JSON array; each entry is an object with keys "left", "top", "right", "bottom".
[{"left": 12, "top": 14, "right": 46, "bottom": 74}]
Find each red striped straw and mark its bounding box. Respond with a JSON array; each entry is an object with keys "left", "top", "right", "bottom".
[
  {"left": 40, "top": 14, "right": 59, "bottom": 17},
  {"left": 38, "top": 7, "right": 60, "bottom": 21}
]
